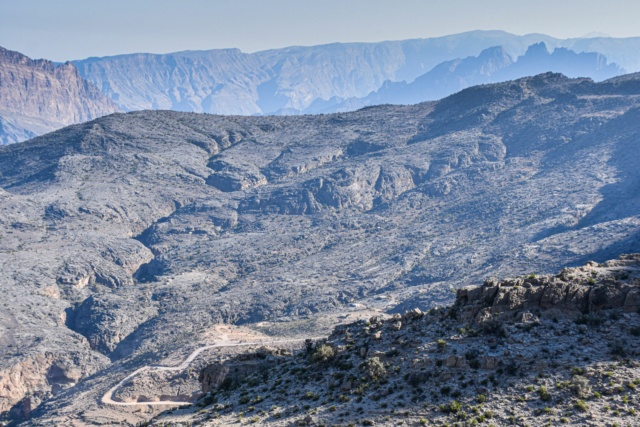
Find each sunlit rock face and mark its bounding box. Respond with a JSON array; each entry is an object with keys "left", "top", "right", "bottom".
[{"left": 0, "top": 46, "right": 120, "bottom": 144}]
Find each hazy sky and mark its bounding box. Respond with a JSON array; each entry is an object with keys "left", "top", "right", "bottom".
[{"left": 2, "top": 0, "right": 640, "bottom": 62}]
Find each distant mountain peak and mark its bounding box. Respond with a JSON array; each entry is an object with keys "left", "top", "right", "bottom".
[
  {"left": 70, "top": 32, "right": 640, "bottom": 120},
  {"left": 523, "top": 41, "right": 551, "bottom": 57},
  {"left": 3, "top": 31, "right": 640, "bottom": 143},
  {"left": 476, "top": 45, "right": 514, "bottom": 72},
  {"left": 321, "top": 42, "right": 622, "bottom": 113}
]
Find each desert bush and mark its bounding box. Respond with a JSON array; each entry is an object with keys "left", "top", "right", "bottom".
[
  {"left": 362, "top": 357, "right": 387, "bottom": 382},
  {"left": 440, "top": 400, "right": 462, "bottom": 414},
  {"left": 539, "top": 386, "right": 551, "bottom": 402},
  {"left": 311, "top": 344, "right": 335, "bottom": 363},
  {"left": 574, "top": 399, "right": 588, "bottom": 412},
  {"left": 571, "top": 376, "right": 591, "bottom": 398}
]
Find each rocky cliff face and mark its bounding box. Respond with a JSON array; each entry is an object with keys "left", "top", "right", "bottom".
[
  {"left": 3, "top": 73, "right": 640, "bottom": 425},
  {"left": 153, "top": 255, "right": 640, "bottom": 427},
  {"left": 0, "top": 46, "right": 120, "bottom": 144}
]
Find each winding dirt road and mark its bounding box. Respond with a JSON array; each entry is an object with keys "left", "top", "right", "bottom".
[{"left": 101, "top": 338, "right": 312, "bottom": 406}]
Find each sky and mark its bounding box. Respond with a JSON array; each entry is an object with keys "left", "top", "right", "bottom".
[{"left": 1, "top": 0, "right": 640, "bottom": 62}]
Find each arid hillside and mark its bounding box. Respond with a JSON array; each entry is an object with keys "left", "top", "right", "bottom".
[{"left": 1, "top": 72, "right": 640, "bottom": 425}]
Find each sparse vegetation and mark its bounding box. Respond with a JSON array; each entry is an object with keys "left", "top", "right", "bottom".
[
  {"left": 4, "top": 73, "right": 640, "bottom": 426},
  {"left": 150, "top": 257, "right": 640, "bottom": 427}
]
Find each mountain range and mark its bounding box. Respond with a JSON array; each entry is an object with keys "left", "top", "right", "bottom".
[
  {"left": 306, "top": 42, "right": 624, "bottom": 113},
  {"left": 3, "top": 31, "right": 640, "bottom": 144},
  {"left": 73, "top": 30, "right": 636, "bottom": 117},
  {"left": 2, "top": 71, "right": 640, "bottom": 425}
]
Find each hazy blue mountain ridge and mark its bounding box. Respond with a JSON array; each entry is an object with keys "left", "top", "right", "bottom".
[
  {"left": 326, "top": 42, "right": 624, "bottom": 112},
  {"left": 72, "top": 31, "right": 639, "bottom": 116}
]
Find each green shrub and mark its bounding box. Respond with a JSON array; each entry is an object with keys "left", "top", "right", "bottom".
[
  {"left": 574, "top": 399, "right": 588, "bottom": 412},
  {"left": 440, "top": 400, "right": 462, "bottom": 414},
  {"left": 539, "top": 386, "right": 551, "bottom": 402},
  {"left": 311, "top": 344, "right": 335, "bottom": 363},
  {"left": 362, "top": 357, "right": 386, "bottom": 382}
]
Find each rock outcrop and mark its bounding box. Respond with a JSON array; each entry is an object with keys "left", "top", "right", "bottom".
[
  {"left": 155, "top": 256, "right": 640, "bottom": 427},
  {"left": 199, "top": 347, "right": 290, "bottom": 393},
  {"left": 0, "top": 46, "right": 120, "bottom": 144},
  {"left": 455, "top": 254, "right": 640, "bottom": 324}
]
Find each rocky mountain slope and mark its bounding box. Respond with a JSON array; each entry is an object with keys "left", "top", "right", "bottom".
[
  {"left": 151, "top": 255, "right": 640, "bottom": 427},
  {"left": 0, "top": 47, "right": 120, "bottom": 144},
  {"left": 73, "top": 31, "right": 640, "bottom": 116},
  {"left": 323, "top": 43, "right": 622, "bottom": 113},
  {"left": 2, "top": 72, "right": 640, "bottom": 425}
]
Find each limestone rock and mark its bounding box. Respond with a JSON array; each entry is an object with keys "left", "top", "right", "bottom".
[{"left": 455, "top": 257, "right": 640, "bottom": 324}]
